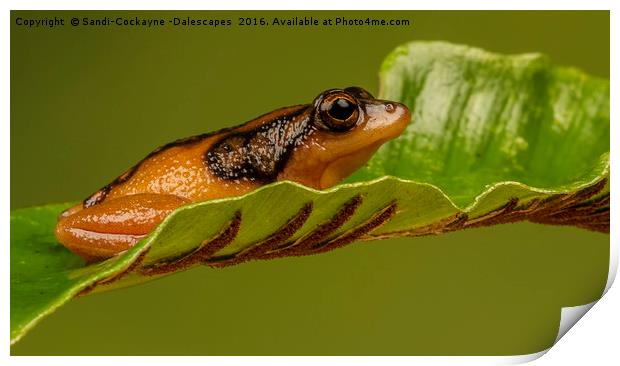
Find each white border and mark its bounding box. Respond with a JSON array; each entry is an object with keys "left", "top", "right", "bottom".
[{"left": 3, "top": 1, "right": 616, "bottom": 365}]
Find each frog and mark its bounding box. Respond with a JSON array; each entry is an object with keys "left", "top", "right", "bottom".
[{"left": 55, "top": 87, "right": 411, "bottom": 262}]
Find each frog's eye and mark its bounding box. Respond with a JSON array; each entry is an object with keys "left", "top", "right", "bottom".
[{"left": 319, "top": 95, "right": 360, "bottom": 132}]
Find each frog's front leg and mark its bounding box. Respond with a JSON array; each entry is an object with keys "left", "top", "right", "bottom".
[{"left": 55, "top": 193, "right": 189, "bottom": 262}]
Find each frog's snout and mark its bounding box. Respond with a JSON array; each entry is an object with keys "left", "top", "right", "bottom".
[{"left": 377, "top": 100, "right": 411, "bottom": 139}]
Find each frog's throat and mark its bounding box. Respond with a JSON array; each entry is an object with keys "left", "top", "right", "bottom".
[{"left": 319, "top": 141, "right": 384, "bottom": 189}]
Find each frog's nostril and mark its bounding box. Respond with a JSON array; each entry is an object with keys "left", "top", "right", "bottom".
[{"left": 385, "top": 103, "right": 395, "bottom": 113}]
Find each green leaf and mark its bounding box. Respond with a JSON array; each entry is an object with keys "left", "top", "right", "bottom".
[
  {"left": 349, "top": 41, "right": 610, "bottom": 209},
  {"left": 10, "top": 41, "right": 609, "bottom": 345}
]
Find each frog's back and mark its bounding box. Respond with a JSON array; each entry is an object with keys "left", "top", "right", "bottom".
[
  {"left": 84, "top": 105, "right": 309, "bottom": 207},
  {"left": 104, "top": 137, "right": 230, "bottom": 202}
]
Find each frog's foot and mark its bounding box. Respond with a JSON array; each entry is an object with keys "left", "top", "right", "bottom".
[{"left": 55, "top": 193, "right": 189, "bottom": 262}]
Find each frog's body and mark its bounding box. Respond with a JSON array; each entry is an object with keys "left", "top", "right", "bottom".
[{"left": 55, "top": 87, "right": 410, "bottom": 261}]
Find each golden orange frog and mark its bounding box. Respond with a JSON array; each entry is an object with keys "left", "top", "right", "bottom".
[{"left": 55, "top": 87, "right": 410, "bottom": 261}]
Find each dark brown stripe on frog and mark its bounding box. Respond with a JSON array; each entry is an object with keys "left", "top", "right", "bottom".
[{"left": 205, "top": 106, "right": 313, "bottom": 182}]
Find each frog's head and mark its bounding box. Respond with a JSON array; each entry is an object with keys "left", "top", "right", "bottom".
[{"left": 278, "top": 86, "right": 411, "bottom": 189}]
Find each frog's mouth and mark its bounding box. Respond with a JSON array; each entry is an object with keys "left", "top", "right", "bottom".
[{"left": 319, "top": 141, "right": 385, "bottom": 189}]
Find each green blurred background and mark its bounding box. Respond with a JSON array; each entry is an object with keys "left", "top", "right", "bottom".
[{"left": 10, "top": 11, "right": 609, "bottom": 355}]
